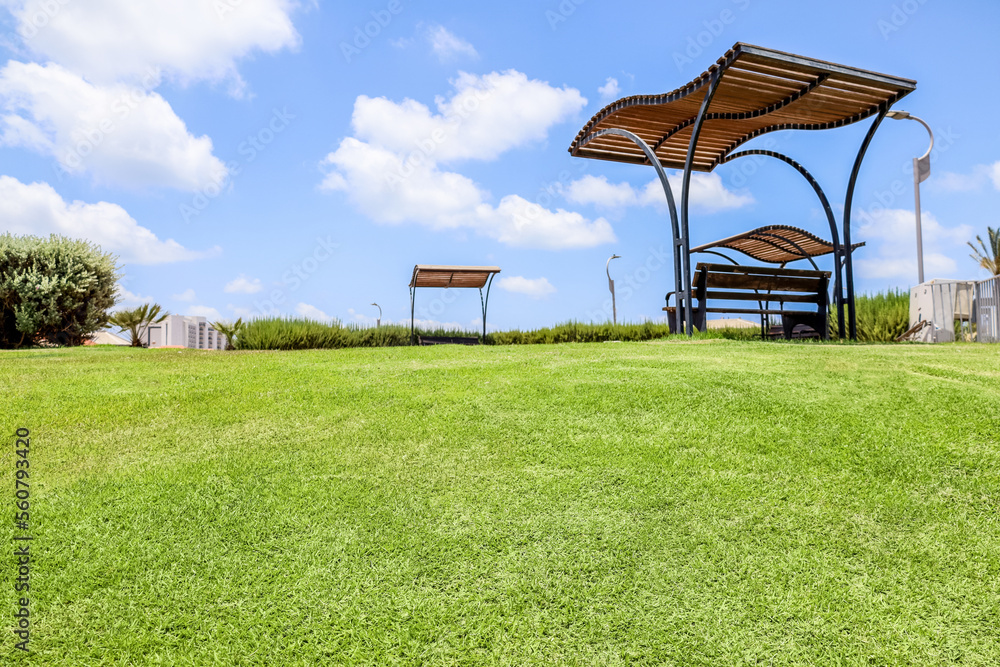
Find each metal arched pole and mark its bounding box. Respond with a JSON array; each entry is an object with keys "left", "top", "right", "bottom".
[
  {"left": 577, "top": 127, "right": 683, "bottom": 332},
  {"left": 409, "top": 286, "right": 416, "bottom": 345},
  {"left": 844, "top": 108, "right": 890, "bottom": 340},
  {"left": 680, "top": 70, "right": 723, "bottom": 335},
  {"left": 479, "top": 273, "right": 496, "bottom": 340},
  {"left": 720, "top": 149, "right": 844, "bottom": 337}
]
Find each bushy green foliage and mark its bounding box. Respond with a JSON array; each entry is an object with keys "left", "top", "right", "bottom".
[
  {"left": 236, "top": 318, "right": 477, "bottom": 350},
  {"left": 0, "top": 234, "right": 119, "bottom": 348},
  {"left": 489, "top": 320, "right": 757, "bottom": 344},
  {"left": 237, "top": 317, "right": 349, "bottom": 350},
  {"left": 830, "top": 289, "right": 910, "bottom": 342},
  {"left": 233, "top": 317, "right": 757, "bottom": 350}
]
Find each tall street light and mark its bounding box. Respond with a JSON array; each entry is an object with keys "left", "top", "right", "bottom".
[
  {"left": 886, "top": 110, "right": 934, "bottom": 284},
  {"left": 606, "top": 254, "right": 621, "bottom": 325},
  {"left": 371, "top": 302, "right": 381, "bottom": 327}
]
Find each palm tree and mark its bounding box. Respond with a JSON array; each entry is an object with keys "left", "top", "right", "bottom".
[
  {"left": 108, "top": 303, "right": 168, "bottom": 347},
  {"left": 969, "top": 226, "right": 1000, "bottom": 276},
  {"left": 211, "top": 318, "right": 244, "bottom": 350}
]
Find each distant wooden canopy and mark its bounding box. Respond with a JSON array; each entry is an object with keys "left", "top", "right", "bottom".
[
  {"left": 691, "top": 225, "right": 865, "bottom": 269},
  {"left": 568, "top": 43, "right": 917, "bottom": 340},
  {"left": 409, "top": 265, "right": 500, "bottom": 289},
  {"left": 408, "top": 265, "right": 501, "bottom": 343},
  {"left": 569, "top": 43, "right": 916, "bottom": 172}
]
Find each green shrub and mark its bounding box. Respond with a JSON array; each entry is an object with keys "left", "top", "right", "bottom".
[
  {"left": 0, "top": 234, "right": 119, "bottom": 348},
  {"left": 829, "top": 289, "right": 910, "bottom": 342},
  {"left": 231, "top": 317, "right": 764, "bottom": 351}
]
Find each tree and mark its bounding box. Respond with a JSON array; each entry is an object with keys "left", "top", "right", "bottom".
[
  {"left": 211, "top": 318, "right": 244, "bottom": 350},
  {"left": 108, "top": 303, "right": 168, "bottom": 347},
  {"left": 0, "top": 234, "right": 119, "bottom": 348},
  {"left": 969, "top": 226, "right": 1000, "bottom": 276}
]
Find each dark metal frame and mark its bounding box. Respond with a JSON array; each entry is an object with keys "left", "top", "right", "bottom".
[
  {"left": 719, "top": 151, "right": 842, "bottom": 336},
  {"left": 577, "top": 127, "right": 684, "bottom": 334}
]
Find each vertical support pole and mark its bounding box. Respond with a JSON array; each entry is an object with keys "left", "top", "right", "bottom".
[
  {"left": 480, "top": 273, "right": 495, "bottom": 341},
  {"left": 410, "top": 285, "right": 416, "bottom": 345},
  {"left": 680, "top": 71, "right": 722, "bottom": 335},
  {"left": 844, "top": 108, "right": 889, "bottom": 341},
  {"left": 479, "top": 287, "right": 485, "bottom": 339}
]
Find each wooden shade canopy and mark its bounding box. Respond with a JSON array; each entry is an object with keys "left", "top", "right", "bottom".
[
  {"left": 569, "top": 43, "right": 916, "bottom": 172},
  {"left": 692, "top": 225, "right": 865, "bottom": 266},
  {"left": 409, "top": 265, "right": 501, "bottom": 289}
]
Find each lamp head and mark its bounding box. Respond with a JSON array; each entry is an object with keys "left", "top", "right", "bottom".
[
  {"left": 371, "top": 302, "right": 378, "bottom": 306},
  {"left": 886, "top": 110, "right": 911, "bottom": 120},
  {"left": 610, "top": 254, "right": 621, "bottom": 259}
]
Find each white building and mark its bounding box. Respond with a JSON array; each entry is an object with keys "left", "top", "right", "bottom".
[{"left": 145, "top": 315, "right": 227, "bottom": 350}]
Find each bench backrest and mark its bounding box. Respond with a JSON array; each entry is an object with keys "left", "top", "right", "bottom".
[{"left": 694, "top": 263, "right": 830, "bottom": 304}]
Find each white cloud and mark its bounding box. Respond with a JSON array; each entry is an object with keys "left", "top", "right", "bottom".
[
  {"left": 224, "top": 274, "right": 263, "bottom": 294},
  {"left": 856, "top": 207, "right": 972, "bottom": 245},
  {"left": 188, "top": 305, "right": 223, "bottom": 321},
  {"left": 295, "top": 302, "right": 334, "bottom": 322},
  {"left": 228, "top": 305, "right": 258, "bottom": 320},
  {"left": 854, "top": 207, "right": 973, "bottom": 281},
  {"left": 348, "top": 69, "right": 587, "bottom": 163},
  {"left": 854, "top": 254, "right": 958, "bottom": 280},
  {"left": 0, "top": 175, "right": 219, "bottom": 264},
  {"left": 598, "top": 77, "right": 620, "bottom": 100},
  {"left": 425, "top": 25, "right": 478, "bottom": 61},
  {"left": 0, "top": 61, "right": 227, "bottom": 190},
  {"left": 322, "top": 140, "right": 614, "bottom": 249},
  {"left": 564, "top": 174, "right": 640, "bottom": 208},
  {"left": 347, "top": 307, "right": 381, "bottom": 326},
  {"left": 320, "top": 71, "right": 613, "bottom": 250},
  {"left": 933, "top": 161, "right": 1000, "bottom": 193},
  {"left": 563, "top": 173, "right": 753, "bottom": 213},
  {"left": 498, "top": 276, "right": 556, "bottom": 299},
  {"left": 412, "top": 318, "right": 470, "bottom": 332},
  {"left": 172, "top": 289, "right": 197, "bottom": 302},
  {"left": 4, "top": 0, "right": 300, "bottom": 92},
  {"left": 116, "top": 286, "right": 154, "bottom": 306},
  {"left": 934, "top": 170, "right": 987, "bottom": 193}
]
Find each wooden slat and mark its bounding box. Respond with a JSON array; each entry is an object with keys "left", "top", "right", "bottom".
[
  {"left": 702, "top": 290, "right": 822, "bottom": 303},
  {"left": 569, "top": 42, "right": 915, "bottom": 171},
  {"left": 695, "top": 263, "right": 830, "bottom": 278}
]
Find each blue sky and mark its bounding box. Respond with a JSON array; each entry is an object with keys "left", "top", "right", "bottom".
[{"left": 1, "top": 0, "right": 997, "bottom": 332}]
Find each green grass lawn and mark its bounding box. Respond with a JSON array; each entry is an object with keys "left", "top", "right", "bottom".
[{"left": 1, "top": 341, "right": 998, "bottom": 665}]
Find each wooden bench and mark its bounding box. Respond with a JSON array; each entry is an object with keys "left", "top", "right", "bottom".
[{"left": 664, "top": 263, "right": 831, "bottom": 339}]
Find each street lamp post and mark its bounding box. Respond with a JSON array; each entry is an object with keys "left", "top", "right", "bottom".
[
  {"left": 886, "top": 110, "right": 934, "bottom": 285},
  {"left": 606, "top": 254, "right": 621, "bottom": 326},
  {"left": 371, "top": 302, "right": 381, "bottom": 327}
]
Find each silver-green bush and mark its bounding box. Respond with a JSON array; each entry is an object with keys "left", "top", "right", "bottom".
[{"left": 0, "top": 234, "right": 120, "bottom": 348}]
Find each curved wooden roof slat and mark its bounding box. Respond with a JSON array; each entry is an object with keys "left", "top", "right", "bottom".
[
  {"left": 570, "top": 43, "right": 915, "bottom": 173},
  {"left": 409, "top": 265, "right": 501, "bottom": 289},
  {"left": 690, "top": 225, "right": 865, "bottom": 265}
]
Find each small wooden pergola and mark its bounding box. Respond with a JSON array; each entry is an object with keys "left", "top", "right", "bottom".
[
  {"left": 568, "top": 43, "right": 917, "bottom": 339},
  {"left": 408, "top": 265, "right": 500, "bottom": 344},
  {"left": 691, "top": 225, "right": 865, "bottom": 271}
]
